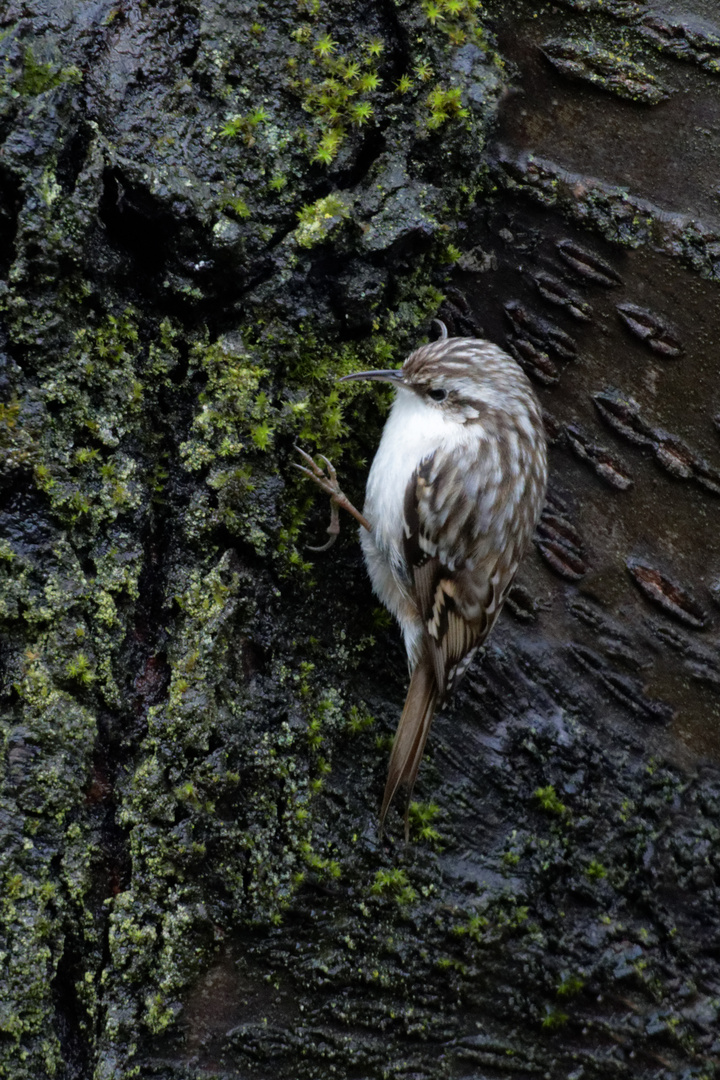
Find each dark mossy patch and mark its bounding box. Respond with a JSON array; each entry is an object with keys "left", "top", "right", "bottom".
[{"left": 0, "top": 0, "right": 505, "bottom": 1074}]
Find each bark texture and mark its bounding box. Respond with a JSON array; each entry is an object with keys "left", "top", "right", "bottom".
[{"left": 1, "top": 1, "right": 719, "bottom": 1078}]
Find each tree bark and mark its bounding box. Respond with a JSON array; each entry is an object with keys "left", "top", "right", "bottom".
[{"left": 1, "top": 1, "right": 719, "bottom": 1077}]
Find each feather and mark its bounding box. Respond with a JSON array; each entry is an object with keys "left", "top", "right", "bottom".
[
  {"left": 351, "top": 335, "right": 548, "bottom": 836},
  {"left": 378, "top": 445, "right": 515, "bottom": 833},
  {"left": 403, "top": 451, "right": 497, "bottom": 701},
  {"left": 379, "top": 652, "right": 438, "bottom": 840}
]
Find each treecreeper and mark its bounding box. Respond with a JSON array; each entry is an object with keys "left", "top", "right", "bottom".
[{"left": 297, "top": 322, "right": 548, "bottom": 838}]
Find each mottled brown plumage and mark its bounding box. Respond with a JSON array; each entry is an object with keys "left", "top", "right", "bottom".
[{"left": 297, "top": 324, "right": 548, "bottom": 837}]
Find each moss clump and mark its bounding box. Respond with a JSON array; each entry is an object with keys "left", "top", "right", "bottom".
[
  {"left": 556, "top": 972, "right": 585, "bottom": 997},
  {"left": 408, "top": 800, "right": 443, "bottom": 846},
  {"left": 282, "top": 0, "right": 500, "bottom": 173},
  {"left": 14, "top": 46, "right": 81, "bottom": 96},
  {"left": 422, "top": 0, "right": 488, "bottom": 47},
  {"left": 425, "top": 84, "right": 469, "bottom": 129},
  {"left": 534, "top": 784, "right": 567, "bottom": 816},
  {"left": 370, "top": 867, "right": 417, "bottom": 905},
  {"left": 218, "top": 107, "right": 271, "bottom": 143},
  {"left": 295, "top": 193, "right": 352, "bottom": 247},
  {"left": 541, "top": 1005, "right": 569, "bottom": 1029}
]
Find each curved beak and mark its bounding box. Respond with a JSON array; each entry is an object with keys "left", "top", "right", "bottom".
[{"left": 338, "top": 368, "right": 405, "bottom": 385}]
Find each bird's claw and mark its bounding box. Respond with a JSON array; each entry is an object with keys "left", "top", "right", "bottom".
[
  {"left": 293, "top": 445, "right": 342, "bottom": 500},
  {"left": 294, "top": 445, "right": 343, "bottom": 550},
  {"left": 294, "top": 445, "right": 372, "bottom": 549},
  {"left": 306, "top": 501, "right": 340, "bottom": 551}
]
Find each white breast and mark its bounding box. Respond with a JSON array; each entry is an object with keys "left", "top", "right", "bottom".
[
  {"left": 363, "top": 388, "right": 453, "bottom": 552},
  {"left": 361, "top": 388, "right": 456, "bottom": 664}
]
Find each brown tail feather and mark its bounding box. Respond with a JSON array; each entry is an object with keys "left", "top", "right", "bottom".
[{"left": 379, "top": 659, "right": 438, "bottom": 837}]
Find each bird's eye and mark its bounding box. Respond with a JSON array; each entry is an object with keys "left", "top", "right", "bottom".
[{"left": 427, "top": 387, "right": 447, "bottom": 402}]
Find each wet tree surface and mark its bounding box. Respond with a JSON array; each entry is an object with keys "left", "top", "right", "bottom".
[{"left": 1, "top": 0, "right": 719, "bottom": 1077}]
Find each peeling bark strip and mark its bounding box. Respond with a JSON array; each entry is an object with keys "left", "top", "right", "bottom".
[
  {"left": 565, "top": 423, "right": 634, "bottom": 490},
  {"left": 529, "top": 269, "right": 593, "bottom": 321},
  {"left": 556, "top": 239, "right": 623, "bottom": 286},
  {"left": 507, "top": 336, "right": 559, "bottom": 385},
  {"left": 535, "top": 508, "right": 588, "bottom": 580},
  {"left": 504, "top": 299, "right": 578, "bottom": 359},
  {"left": 616, "top": 303, "right": 683, "bottom": 357},
  {"left": 627, "top": 560, "right": 708, "bottom": 629},
  {"left": 594, "top": 390, "right": 720, "bottom": 494},
  {"left": 497, "top": 149, "right": 720, "bottom": 279},
  {"left": 541, "top": 36, "right": 672, "bottom": 104}
]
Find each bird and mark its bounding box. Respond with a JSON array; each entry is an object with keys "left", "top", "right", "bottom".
[{"left": 296, "top": 321, "right": 548, "bottom": 838}]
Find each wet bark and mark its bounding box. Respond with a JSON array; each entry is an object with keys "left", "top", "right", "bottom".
[{"left": 1, "top": 1, "right": 719, "bottom": 1078}]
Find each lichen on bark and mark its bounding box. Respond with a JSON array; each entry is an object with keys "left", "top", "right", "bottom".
[{"left": 0, "top": 1, "right": 507, "bottom": 1075}]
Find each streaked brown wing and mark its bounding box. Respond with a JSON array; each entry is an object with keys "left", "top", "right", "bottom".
[{"left": 402, "top": 451, "right": 503, "bottom": 700}]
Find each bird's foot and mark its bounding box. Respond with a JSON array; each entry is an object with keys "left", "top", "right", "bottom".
[
  {"left": 294, "top": 445, "right": 342, "bottom": 499},
  {"left": 293, "top": 445, "right": 371, "bottom": 550}
]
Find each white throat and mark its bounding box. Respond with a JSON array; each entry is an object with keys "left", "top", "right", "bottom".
[{"left": 363, "top": 389, "right": 455, "bottom": 550}]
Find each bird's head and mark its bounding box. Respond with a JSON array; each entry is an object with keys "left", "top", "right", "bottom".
[{"left": 339, "top": 323, "right": 535, "bottom": 425}]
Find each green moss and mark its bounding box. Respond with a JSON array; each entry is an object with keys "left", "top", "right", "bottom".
[
  {"left": 15, "top": 46, "right": 81, "bottom": 96},
  {"left": 294, "top": 31, "right": 388, "bottom": 162},
  {"left": 556, "top": 973, "right": 585, "bottom": 997},
  {"left": 295, "top": 194, "right": 352, "bottom": 247},
  {"left": 65, "top": 652, "right": 95, "bottom": 685},
  {"left": 269, "top": 172, "right": 288, "bottom": 191},
  {"left": 218, "top": 108, "right": 270, "bottom": 142},
  {"left": 219, "top": 193, "right": 251, "bottom": 218},
  {"left": 144, "top": 992, "right": 175, "bottom": 1035},
  {"left": 408, "top": 801, "right": 443, "bottom": 847},
  {"left": 284, "top": 0, "right": 497, "bottom": 168},
  {"left": 370, "top": 868, "right": 417, "bottom": 905},
  {"left": 0, "top": 396, "right": 38, "bottom": 476},
  {"left": 346, "top": 703, "right": 375, "bottom": 734},
  {"left": 423, "top": 0, "right": 487, "bottom": 48},
  {"left": 25, "top": 309, "right": 149, "bottom": 536},
  {"left": 0, "top": 398, "right": 21, "bottom": 426},
  {"left": 425, "top": 84, "right": 469, "bottom": 130},
  {"left": 453, "top": 898, "right": 531, "bottom": 946},
  {"left": 534, "top": 784, "right": 567, "bottom": 816},
  {"left": 542, "top": 1006, "right": 569, "bottom": 1029}
]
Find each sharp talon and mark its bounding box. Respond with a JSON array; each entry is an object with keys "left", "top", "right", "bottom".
[
  {"left": 300, "top": 476, "right": 341, "bottom": 554},
  {"left": 307, "top": 534, "right": 338, "bottom": 552},
  {"left": 294, "top": 445, "right": 324, "bottom": 476}
]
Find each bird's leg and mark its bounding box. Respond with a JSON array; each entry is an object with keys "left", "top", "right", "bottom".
[{"left": 294, "top": 445, "right": 371, "bottom": 550}]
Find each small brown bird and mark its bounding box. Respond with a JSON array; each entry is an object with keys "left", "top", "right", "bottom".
[{"left": 297, "top": 323, "right": 547, "bottom": 836}]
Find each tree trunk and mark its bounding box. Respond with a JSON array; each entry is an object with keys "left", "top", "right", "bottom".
[{"left": 1, "top": 1, "right": 718, "bottom": 1077}]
